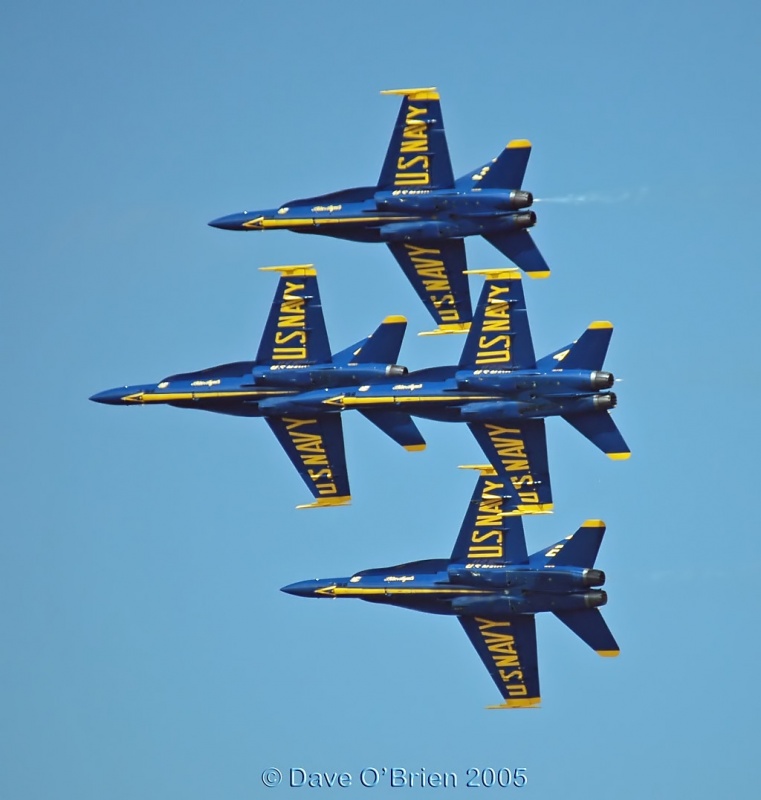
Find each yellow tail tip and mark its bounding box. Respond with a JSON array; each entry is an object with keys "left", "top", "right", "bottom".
[
  {"left": 607, "top": 452, "right": 631, "bottom": 461},
  {"left": 526, "top": 270, "right": 551, "bottom": 279},
  {"left": 581, "top": 519, "right": 606, "bottom": 528},
  {"left": 507, "top": 139, "right": 532, "bottom": 149},
  {"left": 382, "top": 315, "right": 407, "bottom": 324},
  {"left": 404, "top": 444, "right": 426, "bottom": 452},
  {"left": 597, "top": 650, "right": 620, "bottom": 658},
  {"left": 588, "top": 320, "right": 613, "bottom": 330}
]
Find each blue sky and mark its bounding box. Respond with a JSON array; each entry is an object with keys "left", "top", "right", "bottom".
[{"left": 2, "top": 2, "right": 760, "bottom": 797}]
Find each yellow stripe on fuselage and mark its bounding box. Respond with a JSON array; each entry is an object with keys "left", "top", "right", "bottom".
[
  {"left": 242, "top": 215, "right": 417, "bottom": 230},
  {"left": 325, "top": 586, "right": 493, "bottom": 597},
  {"left": 327, "top": 394, "right": 502, "bottom": 407},
  {"left": 123, "top": 390, "right": 288, "bottom": 403}
]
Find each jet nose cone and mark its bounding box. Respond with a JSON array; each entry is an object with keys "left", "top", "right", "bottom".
[
  {"left": 208, "top": 212, "right": 251, "bottom": 230},
  {"left": 281, "top": 580, "right": 320, "bottom": 597},
  {"left": 89, "top": 387, "right": 129, "bottom": 405},
  {"left": 281, "top": 579, "right": 342, "bottom": 598}
]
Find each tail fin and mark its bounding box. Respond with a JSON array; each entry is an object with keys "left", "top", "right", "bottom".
[
  {"left": 461, "top": 139, "right": 533, "bottom": 190},
  {"left": 529, "top": 519, "right": 606, "bottom": 569},
  {"left": 537, "top": 322, "right": 613, "bottom": 371},
  {"left": 359, "top": 410, "right": 425, "bottom": 451},
  {"left": 350, "top": 316, "right": 407, "bottom": 364},
  {"left": 563, "top": 412, "right": 630, "bottom": 460},
  {"left": 554, "top": 609, "right": 619, "bottom": 657},
  {"left": 378, "top": 88, "right": 455, "bottom": 190}
]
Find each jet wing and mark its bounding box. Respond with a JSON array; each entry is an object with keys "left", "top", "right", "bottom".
[
  {"left": 378, "top": 88, "right": 455, "bottom": 191},
  {"left": 265, "top": 415, "right": 351, "bottom": 508},
  {"left": 256, "top": 265, "right": 332, "bottom": 365},
  {"left": 386, "top": 239, "right": 472, "bottom": 332},
  {"left": 467, "top": 420, "right": 552, "bottom": 513},
  {"left": 458, "top": 615, "right": 541, "bottom": 708},
  {"left": 450, "top": 467, "right": 528, "bottom": 563},
  {"left": 459, "top": 269, "right": 535, "bottom": 369}
]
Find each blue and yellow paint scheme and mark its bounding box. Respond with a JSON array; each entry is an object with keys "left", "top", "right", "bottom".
[
  {"left": 91, "top": 268, "right": 629, "bottom": 510},
  {"left": 90, "top": 265, "right": 423, "bottom": 509},
  {"left": 209, "top": 88, "right": 549, "bottom": 332},
  {"left": 282, "top": 467, "right": 619, "bottom": 707}
]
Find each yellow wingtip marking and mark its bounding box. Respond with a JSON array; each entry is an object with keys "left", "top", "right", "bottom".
[
  {"left": 582, "top": 519, "right": 606, "bottom": 528},
  {"left": 588, "top": 320, "right": 613, "bottom": 330},
  {"left": 487, "top": 697, "right": 542, "bottom": 709},
  {"left": 382, "top": 315, "right": 407, "bottom": 324},
  {"left": 526, "top": 270, "right": 551, "bottom": 279},
  {"left": 607, "top": 452, "right": 631, "bottom": 461},
  {"left": 418, "top": 322, "right": 471, "bottom": 336},
  {"left": 597, "top": 650, "right": 620, "bottom": 658},
  {"left": 381, "top": 87, "right": 439, "bottom": 100},
  {"left": 464, "top": 268, "right": 522, "bottom": 280},
  {"left": 507, "top": 139, "right": 532, "bottom": 149},
  {"left": 259, "top": 264, "right": 316, "bottom": 276},
  {"left": 404, "top": 444, "right": 426, "bottom": 452},
  {"left": 458, "top": 464, "right": 497, "bottom": 475},
  {"left": 296, "top": 496, "right": 352, "bottom": 510}
]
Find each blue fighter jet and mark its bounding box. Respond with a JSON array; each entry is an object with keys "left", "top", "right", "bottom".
[
  {"left": 282, "top": 466, "right": 619, "bottom": 707},
  {"left": 209, "top": 87, "right": 549, "bottom": 332},
  {"left": 91, "top": 266, "right": 629, "bottom": 511}
]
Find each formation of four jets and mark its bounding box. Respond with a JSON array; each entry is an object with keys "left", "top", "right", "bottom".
[{"left": 92, "top": 88, "right": 629, "bottom": 708}]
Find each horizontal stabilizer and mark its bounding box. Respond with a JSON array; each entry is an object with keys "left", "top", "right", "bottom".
[
  {"left": 563, "top": 412, "right": 630, "bottom": 460},
  {"left": 359, "top": 410, "right": 425, "bottom": 451},
  {"left": 483, "top": 231, "right": 550, "bottom": 277},
  {"left": 529, "top": 519, "right": 606, "bottom": 568},
  {"left": 472, "top": 140, "right": 532, "bottom": 190},
  {"left": 350, "top": 316, "right": 407, "bottom": 365},
  {"left": 543, "top": 322, "right": 613, "bottom": 371},
  {"left": 256, "top": 266, "right": 332, "bottom": 365},
  {"left": 450, "top": 467, "right": 528, "bottom": 564},
  {"left": 554, "top": 609, "right": 619, "bottom": 656}
]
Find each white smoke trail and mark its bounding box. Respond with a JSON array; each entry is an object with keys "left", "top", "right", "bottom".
[{"left": 535, "top": 187, "right": 648, "bottom": 205}]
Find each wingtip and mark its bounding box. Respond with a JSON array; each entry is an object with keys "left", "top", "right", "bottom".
[
  {"left": 381, "top": 87, "right": 439, "bottom": 100},
  {"left": 486, "top": 697, "right": 542, "bottom": 709},
  {"left": 463, "top": 267, "right": 522, "bottom": 280},
  {"left": 296, "top": 496, "right": 352, "bottom": 509},
  {"left": 259, "top": 264, "right": 317, "bottom": 276}
]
